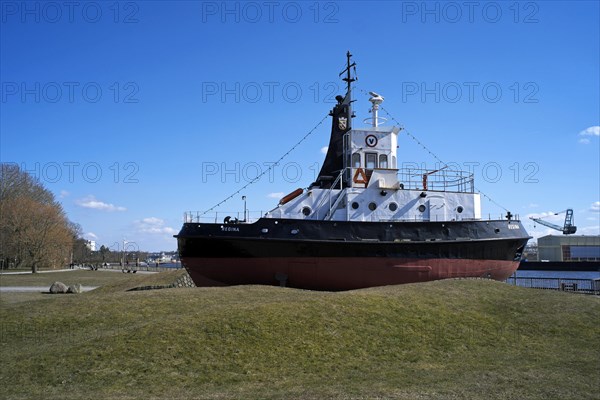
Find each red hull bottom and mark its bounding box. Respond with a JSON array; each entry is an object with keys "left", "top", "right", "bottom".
[{"left": 181, "top": 257, "right": 519, "bottom": 291}]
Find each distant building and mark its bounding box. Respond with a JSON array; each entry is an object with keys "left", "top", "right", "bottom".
[
  {"left": 86, "top": 240, "right": 96, "bottom": 252},
  {"left": 522, "top": 243, "right": 538, "bottom": 261},
  {"left": 537, "top": 235, "right": 600, "bottom": 262}
]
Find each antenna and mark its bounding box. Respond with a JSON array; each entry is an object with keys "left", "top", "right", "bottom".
[{"left": 339, "top": 51, "right": 356, "bottom": 99}]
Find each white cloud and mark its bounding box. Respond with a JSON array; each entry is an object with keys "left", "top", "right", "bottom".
[
  {"left": 579, "top": 126, "right": 600, "bottom": 136},
  {"left": 135, "top": 217, "right": 177, "bottom": 235},
  {"left": 84, "top": 232, "right": 98, "bottom": 240},
  {"left": 59, "top": 190, "right": 70, "bottom": 199},
  {"left": 578, "top": 126, "right": 599, "bottom": 144},
  {"left": 75, "top": 195, "right": 126, "bottom": 212},
  {"left": 267, "top": 192, "right": 285, "bottom": 199},
  {"left": 576, "top": 225, "right": 600, "bottom": 236},
  {"left": 321, "top": 146, "right": 329, "bottom": 154},
  {"left": 528, "top": 203, "right": 539, "bottom": 208},
  {"left": 590, "top": 201, "right": 600, "bottom": 212}
]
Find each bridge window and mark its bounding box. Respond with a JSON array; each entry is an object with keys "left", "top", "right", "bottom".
[
  {"left": 379, "top": 154, "right": 388, "bottom": 169},
  {"left": 352, "top": 153, "right": 361, "bottom": 168},
  {"left": 366, "top": 153, "right": 377, "bottom": 169}
]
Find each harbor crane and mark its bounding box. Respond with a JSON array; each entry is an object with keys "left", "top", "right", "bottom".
[{"left": 529, "top": 209, "right": 577, "bottom": 235}]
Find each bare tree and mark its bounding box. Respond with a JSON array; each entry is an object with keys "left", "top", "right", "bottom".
[{"left": 0, "top": 164, "right": 73, "bottom": 272}]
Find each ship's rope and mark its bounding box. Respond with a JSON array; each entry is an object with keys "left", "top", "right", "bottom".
[
  {"left": 357, "top": 88, "right": 509, "bottom": 213},
  {"left": 200, "top": 113, "right": 330, "bottom": 216}
]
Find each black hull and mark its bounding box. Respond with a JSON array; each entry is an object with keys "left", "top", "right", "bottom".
[{"left": 176, "top": 218, "right": 530, "bottom": 290}]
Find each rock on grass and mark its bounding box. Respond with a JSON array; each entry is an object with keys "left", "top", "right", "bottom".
[{"left": 49, "top": 281, "right": 68, "bottom": 294}]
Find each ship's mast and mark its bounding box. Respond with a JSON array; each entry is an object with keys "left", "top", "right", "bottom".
[
  {"left": 339, "top": 51, "right": 356, "bottom": 128},
  {"left": 312, "top": 52, "right": 357, "bottom": 189},
  {"left": 340, "top": 51, "right": 356, "bottom": 96}
]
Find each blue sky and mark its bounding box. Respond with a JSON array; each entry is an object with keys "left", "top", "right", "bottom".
[{"left": 1, "top": 0, "right": 599, "bottom": 251}]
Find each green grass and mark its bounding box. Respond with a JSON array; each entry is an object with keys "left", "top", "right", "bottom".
[
  {"left": 0, "top": 269, "right": 188, "bottom": 305},
  {"left": 0, "top": 269, "right": 188, "bottom": 289},
  {"left": 1, "top": 277, "right": 598, "bottom": 399}
]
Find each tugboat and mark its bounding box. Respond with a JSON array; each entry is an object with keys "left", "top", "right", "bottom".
[{"left": 175, "top": 52, "right": 531, "bottom": 290}]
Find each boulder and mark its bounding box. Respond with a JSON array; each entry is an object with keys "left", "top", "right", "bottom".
[
  {"left": 49, "top": 281, "right": 68, "bottom": 294},
  {"left": 67, "top": 283, "right": 82, "bottom": 294}
]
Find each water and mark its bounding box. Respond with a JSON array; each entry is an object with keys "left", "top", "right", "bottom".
[
  {"left": 513, "top": 270, "right": 600, "bottom": 280},
  {"left": 508, "top": 270, "right": 599, "bottom": 293},
  {"left": 150, "top": 262, "right": 182, "bottom": 269}
]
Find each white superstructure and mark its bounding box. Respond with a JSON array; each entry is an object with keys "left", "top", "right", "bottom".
[{"left": 265, "top": 94, "right": 481, "bottom": 223}]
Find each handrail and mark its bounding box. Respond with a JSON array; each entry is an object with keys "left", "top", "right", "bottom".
[
  {"left": 314, "top": 168, "right": 345, "bottom": 219},
  {"left": 398, "top": 167, "right": 474, "bottom": 193}
]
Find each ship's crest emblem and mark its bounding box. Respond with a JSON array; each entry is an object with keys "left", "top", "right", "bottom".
[{"left": 338, "top": 117, "right": 347, "bottom": 130}]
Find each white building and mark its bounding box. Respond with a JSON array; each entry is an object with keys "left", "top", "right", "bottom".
[{"left": 86, "top": 240, "right": 96, "bottom": 252}]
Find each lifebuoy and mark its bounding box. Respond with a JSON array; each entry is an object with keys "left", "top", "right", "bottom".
[
  {"left": 279, "top": 188, "right": 303, "bottom": 205},
  {"left": 353, "top": 168, "right": 368, "bottom": 186}
]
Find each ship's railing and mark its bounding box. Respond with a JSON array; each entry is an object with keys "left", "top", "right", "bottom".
[
  {"left": 398, "top": 167, "right": 474, "bottom": 193},
  {"left": 361, "top": 213, "right": 522, "bottom": 223},
  {"left": 184, "top": 210, "right": 521, "bottom": 224},
  {"left": 184, "top": 210, "right": 266, "bottom": 224}
]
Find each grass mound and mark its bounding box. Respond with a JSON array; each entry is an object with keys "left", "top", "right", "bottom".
[
  {"left": 91, "top": 269, "right": 190, "bottom": 293},
  {"left": 1, "top": 279, "right": 598, "bottom": 399}
]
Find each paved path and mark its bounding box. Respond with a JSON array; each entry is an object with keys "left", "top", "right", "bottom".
[
  {"left": 0, "top": 268, "right": 157, "bottom": 275},
  {"left": 0, "top": 286, "right": 98, "bottom": 292},
  {"left": 0, "top": 268, "right": 79, "bottom": 275}
]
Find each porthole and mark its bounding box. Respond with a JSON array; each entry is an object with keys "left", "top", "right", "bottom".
[
  {"left": 351, "top": 202, "right": 359, "bottom": 210},
  {"left": 389, "top": 202, "right": 398, "bottom": 212},
  {"left": 457, "top": 206, "right": 464, "bottom": 214},
  {"left": 418, "top": 204, "right": 426, "bottom": 213},
  {"left": 301, "top": 206, "right": 311, "bottom": 216},
  {"left": 368, "top": 202, "right": 377, "bottom": 211}
]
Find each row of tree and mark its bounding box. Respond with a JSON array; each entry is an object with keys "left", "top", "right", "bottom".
[
  {"left": 72, "top": 240, "right": 151, "bottom": 266},
  {"left": 1, "top": 163, "right": 78, "bottom": 272}
]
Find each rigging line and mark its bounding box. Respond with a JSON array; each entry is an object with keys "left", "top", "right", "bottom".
[
  {"left": 356, "top": 88, "right": 449, "bottom": 167},
  {"left": 200, "top": 113, "right": 330, "bottom": 216},
  {"left": 379, "top": 105, "right": 509, "bottom": 212},
  {"left": 356, "top": 88, "right": 509, "bottom": 212}
]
